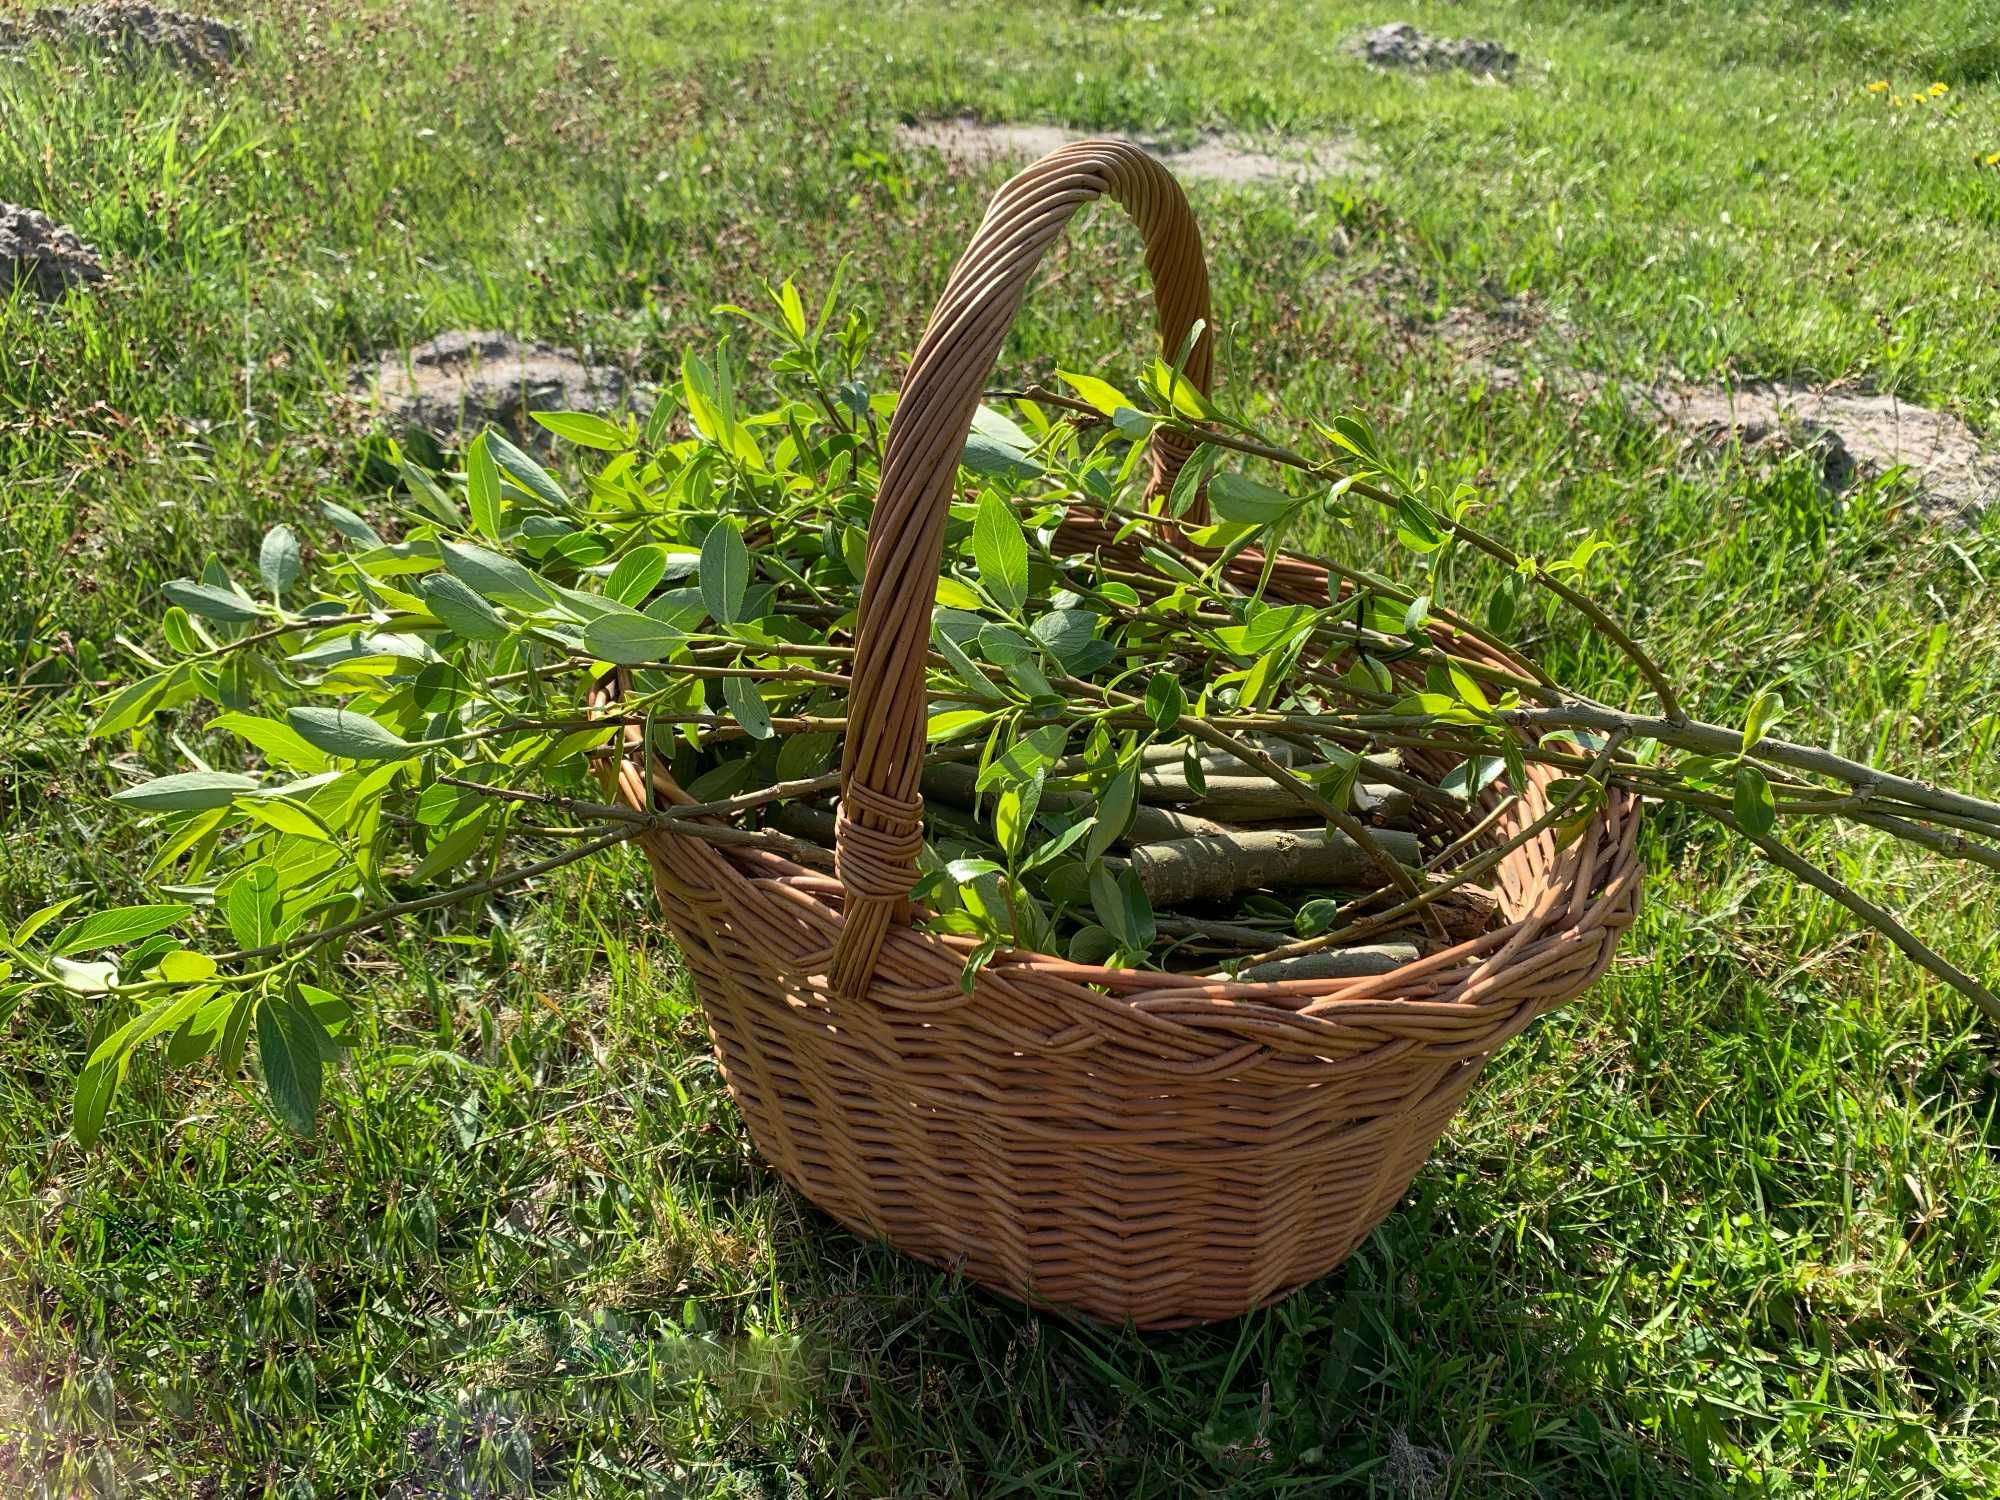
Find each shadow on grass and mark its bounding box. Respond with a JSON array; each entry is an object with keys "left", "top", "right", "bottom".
[{"left": 763, "top": 1173, "right": 1711, "bottom": 1498}]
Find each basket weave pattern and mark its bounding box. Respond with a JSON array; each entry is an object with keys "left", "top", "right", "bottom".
[{"left": 607, "top": 141, "right": 1642, "bottom": 1328}]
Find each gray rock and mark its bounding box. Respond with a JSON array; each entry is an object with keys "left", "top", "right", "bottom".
[
  {"left": 0, "top": 4, "right": 246, "bottom": 74},
  {"left": 0, "top": 204, "right": 105, "bottom": 301},
  {"left": 1357, "top": 22, "right": 1516, "bottom": 76},
  {"left": 357, "top": 331, "right": 633, "bottom": 447}
]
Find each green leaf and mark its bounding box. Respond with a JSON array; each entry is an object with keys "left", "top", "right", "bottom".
[
  {"left": 410, "top": 810, "right": 491, "bottom": 883},
  {"left": 209, "top": 712, "right": 334, "bottom": 773},
  {"left": 1441, "top": 755, "right": 1506, "bottom": 800},
  {"left": 53, "top": 957, "right": 118, "bottom": 994},
  {"left": 1182, "top": 744, "right": 1208, "bottom": 798},
  {"left": 682, "top": 349, "right": 729, "bottom": 447},
  {"left": 1087, "top": 764, "right": 1138, "bottom": 865},
  {"left": 1167, "top": 443, "right": 1218, "bottom": 518},
  {"left": 605, "top": 544, "right": 670, "bottom": 607},
  {"left": 583, "top": 611, "right": 684, "bottom": 665},
  {"left": 71, "top": 1057, "right": 121, "bottom": 1145},
  {"left": 930, "top": 624, "right": 1005, "bottom": 704},
  {"left": 1067, "top": 925, "right": 1119, "bottom": 966},
  {"left": 226, "top": 866, "right": 280, "bottom": 951},
  {"left": 159, "top": 949, "right": 218, "bottom": 983},
  {"left": 721, "top": 675, "right": 775, "bottom": 739},
  {"left": 51, "top": 904, "right": 192, "bottom": 957},
  {"left": 1144, "top": 674, "right": 1185, "bottom": 731},
  {"left": 13, "top": 895, "right": 82, "bottom": 948},
  {"left": 287, "top": 706, "right": 414, "bottom": 761},
  {"left": 1734, "top": 764, "right": 1777, "bottom": 837},
  {"left": 531, "top": 411, "right": 629, "bottom": 451},
  {"left": 1111, "top": 407, "right": 1155, "bottom": 441},
  {"left": 977, "top": 623, "right": 1035, "bottom": 666},
  {"left": 934, "top": 577, "right": 984, "bottom": 611},
  {"left": 298, "top": 984, "right": 354, "bottom": 1039},
  {"left": 1447, "top": 664, "right": 1492, "bottom": 711},
  {"left": 1056, "top": 370, "right": 1134, "bottom": 417},
  {"left": 259, "top": 525, "right": 302, "bottom": 598},
  {"left": 87, "top": 987, "right": 210, "bottom": 1069},
  {"left": 962, "top": 406, "right": 1044, "bottom": 481},
  {"left": 1208, "top": 473, "right": 1296, "bottom": 526},
  {"left": 486, "top": 430, "right": 568, "bottom": 507},
  {"left": 977, "top": 723, "right": 1067, "bottom": 793},
  {"left": 926, "top": 708, "right": 998, "bottom": 743},
  {"left": 645, "top": 586, "right": 707, "bottom": 631},
  {"left": 1089, "top": 863, "right": 1154, "bottom": 953},
  {"left": 994, "top": 780, "right": 1040, "bottom": 858},
  {"left": 1295, "top": 898, "right": 1342, "bottom": 937},
  {"left": 90, "top": 667, "right": 186, "bottom": 738},
  {"left": 973, "top": 492, "right": 1028, "bottom": 614},
  {"left": 1029, "top": 609, "right": 1109, "bottom": 675},
  {"left": 439, "top": 538, "right": 554, "bottom": 609},
  {"left": 420, "top": 572, "right": 509, "bottom": 641},
  {"left": 1396, "top": 498, "right": 1447, "bottom": 554},
  {"left": 321, "top": 500, "right": 382, "bottom": 549},
  {"left": 257, "top": 993, "right": 325, "bottom": 1135},
  {"left": 1486, "top": 583, "right": 1517, "bottom": 638},
  {"left": 700, "top": 520, "right": 751, "bottom": 626},
  {"left": 1149, "top": 357, "right": 1214, "bottom": 419},
  {"left": 163, "top": 579, "right": 261, "bottom": 622},
  {"left": 1323, "top": 413, "right": 1383, "bottom": 466},
  {"left": 465, "top": 430, "right": 502, "bottom": 541},
  {"left": 1742, "top": 689, "right": 1785, "bottom": 753},
  {"left": 111, "top": 771, "right": 260, "bottom": 811}
]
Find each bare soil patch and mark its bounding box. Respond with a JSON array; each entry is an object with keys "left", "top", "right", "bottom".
[
  {"left": 1354, "top": 22, "right": 1516, "bottom": 76},
  {"left": 1362, "top": 275, "right": 1996, "bottom": 519},
  {"left": 0, "top": 3, "right": 246, "bottom": 73},
  {"left": 1646, "top": 383, "right": 1998, "bottom": 519},
  {"left": 0, "top": 204, "right": 105, "bottom": 301},
  {"left": 355, "top": 331, "right": 632, "bottom": 447},
  {"left": 896, "top": 119, "right": 1365, "bottom": 187}
]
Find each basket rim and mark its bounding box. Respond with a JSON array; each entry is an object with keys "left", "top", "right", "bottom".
[{"left": 596, "top": 524, "right": 1644, "bottom": 1034}]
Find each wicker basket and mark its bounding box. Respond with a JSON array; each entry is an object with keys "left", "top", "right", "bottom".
[{"left": 605, "top": 140, "right": 1642, "bottom": 1328}]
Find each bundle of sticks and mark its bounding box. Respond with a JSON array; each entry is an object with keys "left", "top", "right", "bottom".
[{"left": 751, "top": 738, "right": 1498, "bottom": 980}]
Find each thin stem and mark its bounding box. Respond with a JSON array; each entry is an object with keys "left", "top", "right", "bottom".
[{"left": 1713, "top": 810, "right": 2000, "bottom": 1025}]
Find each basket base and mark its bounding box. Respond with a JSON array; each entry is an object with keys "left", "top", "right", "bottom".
[{"left": 708, "top": 998, "right": 1493, "bottom": 1329}]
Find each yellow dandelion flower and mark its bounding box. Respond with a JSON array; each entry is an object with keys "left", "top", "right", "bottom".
[
  {"left": 1986, "top": 151, "right": 2000, "bottom": 167},
  {"left": 1867, "top": 80, "right": 1889, "bottom": 92},
  {"left": 1891, "top": 95, "right": 1905, "bottom": 107},
  {"left": 1931, "top": 82, "right": 1949, "bottom": 95}
]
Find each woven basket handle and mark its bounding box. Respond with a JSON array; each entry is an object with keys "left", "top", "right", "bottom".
[{"left": 827, "top": 138, "right": 1215, "bottom": 995}]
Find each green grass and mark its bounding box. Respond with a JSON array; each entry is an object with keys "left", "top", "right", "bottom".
[{"left": 5, "top": 0, "right": 2000, "bottom": 1493}]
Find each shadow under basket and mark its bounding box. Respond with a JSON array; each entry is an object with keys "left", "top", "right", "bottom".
[{"left": 601, "top": 139, "right": 1643, "bottom": 1329}]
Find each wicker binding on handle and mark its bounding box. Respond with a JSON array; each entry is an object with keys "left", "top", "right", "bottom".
[
  {"left": 830, "top": 139, "right": 1213, "bottom": 996},
  {"left": 606, "top": 140, "right": 1641, "bottom": 1328}
]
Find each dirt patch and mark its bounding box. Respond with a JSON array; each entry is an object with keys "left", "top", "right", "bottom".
[
  {"left": 1647, "top": 383, "right": 1998, "bottom": 519},
  {"left": 0, "top": 4, "right": 246, "bottom": 73},
  {"left": 1359, "top": 273, "right": 1996, "bottom": 519},
  {"left": 355, "top": 331, "right": 633, "bottom": 447},
  {"left": 0, "top": 204, "right": 105, "bottom": 301},
  {"left": 895, "top": 119, "right": 1365, "bottom": 187},
  {"left": 1355, "top": 22, "right": 1516, "bottom": 76}
]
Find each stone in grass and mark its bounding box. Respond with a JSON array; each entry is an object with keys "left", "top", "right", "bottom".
[
  {"left": 356, "top": 331, "right": 634, "bottom": 450},
  {"left": 1356, "top": 22, "right": 1517, "bottom": 76},
  {"left": 0, "top": 203, "right": 105, "bottom": 302},
  {"left": 0, "top": 4, "right": 247, "bottom": 74}
]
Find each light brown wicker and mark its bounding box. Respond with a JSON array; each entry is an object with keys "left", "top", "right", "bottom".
[{"left": 605, "top": 139, "right": 1642, "bottom": 1328}]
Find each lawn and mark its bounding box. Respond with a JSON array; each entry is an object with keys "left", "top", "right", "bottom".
[{"left": 3, "top": 0, "right": 2000, "bottom": 1494}]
